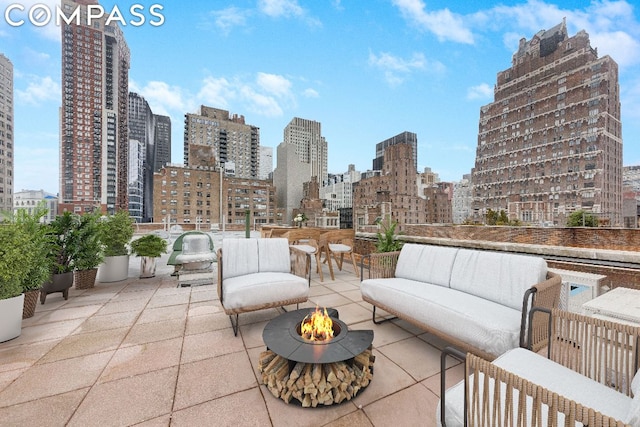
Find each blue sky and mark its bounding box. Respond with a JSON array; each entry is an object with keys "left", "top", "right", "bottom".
[{"left": 2, "top": 0, "right": 640, "bottom": 194}]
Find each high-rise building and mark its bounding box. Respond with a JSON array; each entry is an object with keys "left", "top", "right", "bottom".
[
  {"left": 373, "top": 131, "right": 418, "bottom": 172},
  {"left": 128, "top": 92, "right": 171, "bottom": 222},
  {"left": 273, "top": 117, "right": 328, "bottom": 222},
  {"left": 0, "top": 54, "right": 13, "bottom": 213},
  {"left": 452, "top": 174, "right": 473, "bottom": 224},
  {"left": 320, "top": 164, "right": 361, "bottom": 212},
  {"left": 259, "top": 146, "right": 273, "bottom": 180},
  {"left": 128, "top": 139, "right": 144, "bottom": 222},
  {"left": 472, "top": 20, "right": 622, "bottom": 226},
  {"left": 184, "top": 106, "right": 259, "bottom": 179},
  {"left": 59, "top": 0, "right": 130, "bottom": 215}
]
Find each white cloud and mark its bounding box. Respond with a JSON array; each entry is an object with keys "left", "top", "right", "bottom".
[
  {"left": 369, "top": 51, "right": 444, "bottom": 86},
  {"left": 258, "top": 0, "right": 304, "bottom": 18},
  {"left": 392, "top": 0, "right": 474, "bottom": 44},
  {"left": 131, "top": 80, "right": 191, "bottom": 116},
  {"left": 197, "top": 77, "right": 236, "bottom": 110},
  {"left": 239, "top": 86, "right": 284, "bottom": 117},
  {"left": 202, "top": 7, "right": 248, "bottom": 35},
  {"left": 302, "top": 88, "right": 319, "bottom": 98},
  {"left": 0, "top": 0, "right": 62, "bottom": 41},
  {"left": 15, "top": 75, "right": 59, "bottom": 105},
  {"left": 484, "top": 0, "right": 640, "bottom": 68},
  {"left": 467, "top": 83, "right": 493, "bottom": 100},
  {"left": 256, "top": 72, "right": 292, "bottom": 97}
]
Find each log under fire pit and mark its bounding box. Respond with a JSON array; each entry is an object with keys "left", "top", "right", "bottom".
[{"left": 259, "top": 308, "right": 374, "bottom": 407}]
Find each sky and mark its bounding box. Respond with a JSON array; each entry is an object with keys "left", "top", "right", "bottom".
[{"left": 2, "top": 0, "right": 640, "bottom": 194}]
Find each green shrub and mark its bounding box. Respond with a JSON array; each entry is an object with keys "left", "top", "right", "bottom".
[
  {"left": 99, "top": 210, "right": 134, "bottom": 257},
  {"left": 130, "top": 234, "right": 168, "bottom": 258}
]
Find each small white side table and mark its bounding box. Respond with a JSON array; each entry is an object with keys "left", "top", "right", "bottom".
[
  {"left": 582, "top": 287, "right": 640, "bottom": 326},
  {"left": 548, "top": 268, "right": 607, "bottom": 311}
]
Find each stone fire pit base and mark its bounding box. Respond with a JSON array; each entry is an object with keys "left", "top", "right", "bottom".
[{"left": 258, "top": 347, "right": 375, "bottom": 407}]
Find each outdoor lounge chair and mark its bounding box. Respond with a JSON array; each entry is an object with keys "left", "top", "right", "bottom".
[
  {"left": 439, "top": 308, "right": 640, "bottom": 426},
  {"left": 217, "top": 238, "right": 311, "bottom": 335}
]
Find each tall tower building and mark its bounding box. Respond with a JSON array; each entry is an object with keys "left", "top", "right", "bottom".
[
  {"left": 128, "top": 92, "right": 171, "bottom": 222},
  {"left": 59, "top": 0, "right": 130, "bottom": 215},
  {"left": 0, "top": 54, "right": 13, "bottom": 213},
  {"left": 259, "top": 146, "right": 273, "bottom": 180},
  {"left": 472, "top": 20, "right": 622, "bottom": 226},
  {"left": 273, "top": 117, "right": 328, "bottom": 222},
  {"left": 184, "top": 106, "right": 259, "bottom": 178},
  {"left": 373, "top": 131, "right": 418, "bottom": 172}
]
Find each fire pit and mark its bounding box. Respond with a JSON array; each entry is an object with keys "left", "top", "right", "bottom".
[{"left": 259, "top": 307, "right": 374, "bottom": 407}]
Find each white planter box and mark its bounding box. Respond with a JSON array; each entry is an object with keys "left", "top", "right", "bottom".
[
  {"left": 0, "top": 294, "right": 24, "bottom": 342},
  {"left": 97, "top": 255, "right": 130, "bottom": 283}
]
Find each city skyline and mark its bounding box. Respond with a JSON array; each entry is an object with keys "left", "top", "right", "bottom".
[{"left": 3, "top": 0, "right": 640, "bottom": 194}]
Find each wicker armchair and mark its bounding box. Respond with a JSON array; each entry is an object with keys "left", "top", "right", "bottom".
[
  {"left": 440, "top": 309, "right": 640, "bottom": 426},
  {"left": 217, "top": 238, "right": 311, "bottom": 335}
]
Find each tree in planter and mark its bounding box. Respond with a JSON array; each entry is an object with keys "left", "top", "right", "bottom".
[
  {"left": 130, "top": 234, "right": 168, "bottom": 278},
  {"left": 41, "top": 212, "right": 81, "bottom": 303},
  {"left": 99, "top": 210, "right": 134, "bottom": 257},
  {"left": 0, "top": 218, "right": 43, "bottom": 340},
  {"left": 74, "top": 212, "right": 104, "bottom": 289},
  {"left": 12, "top": 206, "right": 54, "bottom": 317},
  {"left": 97, "top": 210, "right": 134, "bottom": 283}
]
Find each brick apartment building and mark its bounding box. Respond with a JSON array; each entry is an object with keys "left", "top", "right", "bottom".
[
  {"left": 472, "top": 19, "right": 622, "bottom": 226},
  {"left": 354, "top": 143, "right": 451, "bottom": 229},
  {"left": 153, "top": 164, "right": 277, "bottom": 229}
]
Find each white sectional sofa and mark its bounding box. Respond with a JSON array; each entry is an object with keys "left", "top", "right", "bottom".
[{"left": 360, "top": 244, "right": 562, "bottom": 360}]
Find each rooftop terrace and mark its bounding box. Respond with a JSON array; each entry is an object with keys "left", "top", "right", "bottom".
[{"left": 0, "top": 232, "right": 591, "bottom": 426}]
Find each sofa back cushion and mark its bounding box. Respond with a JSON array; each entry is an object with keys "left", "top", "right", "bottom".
[
  {"left": 395, "top": 244, "right": 459, "bottom": 287},
  {"left": 222, "top": 239, "right": 259, "bottom": 279},
  {"left": 449, "top": 249, "right": 548, "bottom": 310},
  {"left": 257, "top": 238, "right": 291, "bottom": 273}
]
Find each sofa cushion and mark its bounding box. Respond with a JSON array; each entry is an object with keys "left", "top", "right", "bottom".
[
  {"left": 439, "top": 347, "right": 632, "bottom": 426},
  {"left": 222, "top": 272, "right": 309, "bottom": 311},
  {"left": 257, "top": 238, "right": 291, "bottom": 273},
  {"left": 394, "top": 244, "right": 459, "bottom": 287},
  {"left": 449, "top": 249, "right": 547, "bottom": 310},
  {"left": 361, "top": 277, "right": 523, "bottom": 357},
  {"left": 222, "top": 239, "right": 259, "bottom": 279}
]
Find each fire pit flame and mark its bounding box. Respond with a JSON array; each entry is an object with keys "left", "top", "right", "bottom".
[{"left": 300, "top": 307, "right": 334, "bottom": 341}]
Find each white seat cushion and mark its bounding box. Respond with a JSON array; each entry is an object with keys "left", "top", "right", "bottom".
[
  {"left": 328, "top": 243, "right": 351, "bottom": 253},
  {"left": 394, "top": 244, "right": 458, "bottom": 287},
  {"left": 439, "top": 347, "right": 632, "bottom": 426},
  {"left": 291, "top": 244, "right": 317, "bottom": 254},
  {"left": 222, "top": 239, "right": 258, "bottom": 279},
  {"left": 450, "top": 249, "right": 547, "bottom": 310},
  {"left": 222, "top": 272, "right": 309, "bottom": 311},
  {"left": 258, "top": 238, "right": 291, "bottom": 273},
  {"left": 361, "top": 277, "right": 523, "bottom": 357}
]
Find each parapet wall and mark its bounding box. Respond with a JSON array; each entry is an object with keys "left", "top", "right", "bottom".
[{"left": 355, "top": 225, "right": 640, "bottom": 291}]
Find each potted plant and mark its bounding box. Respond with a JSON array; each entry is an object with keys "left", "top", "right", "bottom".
[
  {"left": 0, "top": 215, "right": 44, "bottom": 341},
  {"left": 73, "top": 212, "right": 103, "bottom": 289},
  {"left": 13, "top": 206, "right": 53, "bottom": 317},
  {"left": 375, "top": 219, "right": 403, "bottom": 253},
  {"left": 130, "top": 234, "right": 168, "bottom": 278},
  {"left": 40, "top": 212, "right": 80, "bottom": 304},
  {"left": 293, "top": 212, "right": 308, "bottom": 228},
  {"left": 97, "top": 210, "right": 133, "bottom": 283}
]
